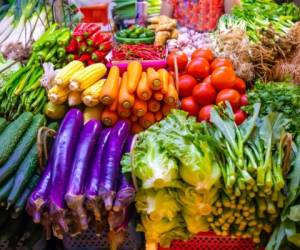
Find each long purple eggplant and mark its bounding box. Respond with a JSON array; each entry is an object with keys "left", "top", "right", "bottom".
[
  {"left": 85, "top": 128, "right": 112, "bottom": 222},
  {"left": 65, "top": 119, "right": 101, "bottom": 230},
  {"left": 99, "top": 120, "right": 130, "bottom": 211},
  {"left": 49, "top": 109, "right": 83, "bottom": 233}
]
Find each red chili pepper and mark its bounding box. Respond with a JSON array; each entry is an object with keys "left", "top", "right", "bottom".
[
  {"left": 78, "top": 41, "right": 87, "bottom": 53},
  {"left": 73, "top": 23, "right": 85, "bottom": 33},
  {"left": 66, "top": 38, "right": 78, "bottom": 53},
  {"left": 86, "top": 46, "right": 94, "bottom": 53},
  {"left": 86, "top": 30, "right": 102, "bottom": 46},
  {"left": 99, "top": 41, "right": 112, "bottom": 52},
  {"left": 91, "top": 51, "right": 106, "bottom": 62},
  {"left": 84, "top": 23, "right": 100, "bottom": 38},
  {"left": 87, "top": 60, "right": 95, "bottom": 65},
  {"left": 67, "top": 54, "right": 78, "bottom": 62},
  {"left": 79, "top": 53, "right": 91, "bottom": 62},
  {"left": 73, "top": 23, "right": 91, "bottom": 42}
]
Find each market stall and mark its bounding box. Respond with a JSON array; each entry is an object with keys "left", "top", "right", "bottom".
[{"left": 0, "top": 0, "right": 300, "bottom": 249}]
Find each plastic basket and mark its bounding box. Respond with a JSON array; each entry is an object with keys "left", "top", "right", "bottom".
[
  {"left": 79, "top": 4, "right": 109, "bottom": 24},
  {"left": 159, "top": 232, "right": 258, "bottom": 250}
]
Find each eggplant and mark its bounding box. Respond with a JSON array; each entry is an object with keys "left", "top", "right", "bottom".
[
  {"left": 99, "top": 120, "right": 130, "bottom": 211},
  {"left": 49, "top": 109, "right": 83, "bottom": 233},
  {"left": 85, "top": 128, "right": 112, "bottom": 222},
  {"left": 65, "top": 119, "right": 101, "bottom": 230}
]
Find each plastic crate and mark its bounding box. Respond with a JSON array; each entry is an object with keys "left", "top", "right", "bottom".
[
  {"left": 79, "top": 4, "right": 109, "bottom": 24},
  {"left": 159, "top": 232, "right": 258, "bottom": 250}
]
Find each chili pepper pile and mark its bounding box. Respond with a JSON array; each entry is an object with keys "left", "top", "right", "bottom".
[
  {"left": 112, "top": 43, "right": 166, "bottom": 61},
  {"left": 66, "top": 23, "right": 112, "bottom": 65}
]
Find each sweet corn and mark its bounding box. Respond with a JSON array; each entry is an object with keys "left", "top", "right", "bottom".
[
  {"left": 48, "top": 85, "right": 69, "bottom": 104},
  {"left": 83, "top": 105, "right": 104, "bottom": 123},
  {"left": 69, "top": 63, "right": 107, "bottom": 91},
  {"left": 68, "top": 91, "right": 82, "bottom": 106},
  {"left": 82, "top": 79, "right": 106, "bottom": 107},
  {"left": 54, "top": 60, "right": 85, "bottom": 87}
]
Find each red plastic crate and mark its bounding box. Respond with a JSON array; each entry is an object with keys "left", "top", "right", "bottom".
[
  {"left": 79, "top": 4, "right": 108, "bottom": 24},
  {"left": 159, "top": 232, "right": 258, "bottom": 250}
]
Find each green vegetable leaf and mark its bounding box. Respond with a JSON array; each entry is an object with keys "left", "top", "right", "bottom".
[{"left": 288, "top": 205, "right": 300, "bottom": 222}]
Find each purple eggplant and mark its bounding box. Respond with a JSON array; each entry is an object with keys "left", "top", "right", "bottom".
[
  {"left": 99, "top": 120, "right": 130, "bottom": 211},
  {"left": 85, "top": 128, "right": 112, "bottom": 222},
  {"left": 49, "top": 109, "right": 83, "bottom": 233},
  {"left": 65, "top": 119, "right": 101, "bottom": 230}
]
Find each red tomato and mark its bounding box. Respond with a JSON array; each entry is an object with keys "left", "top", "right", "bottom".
[
  {"left": 192, "top": 82, "right": 217, "bottom": 106},
  {"left": 167, "top": 51, "right": 188, "bottom": 72},
  {"left": 198, "top": 105, "right": 213, "bottom": 122},
  {"left": 178, "top": 74, "right": 198, "bottom": 97},
  {"left": 211, "top": 58, "right": 233, "bottom": 71},
  {"left": 234, "top": 77, "right": 246, "bottom": 94},
  {"left": 240, "top": 94, "right": 249, "bottom": 106},
  {"left": 202, "top": 75, "right": 212, "bottom": 84},
  {"left": 181, "top": 96, "right": 200, "bottom": 116},
  {"left": 234, "top": 110, "right": 247, "bottom": 125},
  {"left": 216, "top": 89, "right": 241, "bottom": 110},
  {"left": 187, "top": 58, "right": 210, "bottom": 79},
  {"left": 211, "top": 66, "right": 236, "bottom": 91},
  {"left": 191, "top": 48, "right": 214, "bottom": 62}
]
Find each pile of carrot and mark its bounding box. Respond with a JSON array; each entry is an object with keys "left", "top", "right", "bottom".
[{"left": 99, "top": 61, "right": 179, "bottom": 134}]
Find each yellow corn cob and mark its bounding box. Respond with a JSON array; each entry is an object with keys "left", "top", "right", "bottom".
[
  {"left": 69, "top": 63, "right": 107, "bottom": 91},
  {"left": 83, "top": 105, "right": 104, "bottom": 123},
  {"left": 54, "top": 60, "right": 85, "bottom": 87},
  {"left": 48, "top": 85, "right": 69, "bottom": 105},
  {"left": 68, "top": 91, "right": 82, "bottom": 106},
  {"left": 82, "top": 79, "right": 106, "bottom": 107}
]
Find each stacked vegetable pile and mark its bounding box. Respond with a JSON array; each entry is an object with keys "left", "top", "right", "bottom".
[
  {"left": 116, "top": 26, "right": 155, "bottom": 44},
  {"left": 27, "top": 109, "right": 135, "bottom": 250},
  {"left": 66, "top": 23, "right": 112, "bottom": 65}
]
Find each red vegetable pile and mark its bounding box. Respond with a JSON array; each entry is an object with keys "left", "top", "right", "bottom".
[
  {"left": 167, "top": 48, "right": 249, "bottom": 125},
  {"left": 26, "top": 109, "right": 135, "bottom": 248},
  {"left": 66, "top": 23, "right": 112, "bottom": 65}
]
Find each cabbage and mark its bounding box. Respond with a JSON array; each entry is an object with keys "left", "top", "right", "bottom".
[{"left": 135, "top": 189, "right": 181, "bottom": 221}]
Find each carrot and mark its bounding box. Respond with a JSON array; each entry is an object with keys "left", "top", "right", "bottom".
[
  {"left": 118, "top": 104, "right": 131, "bottom": 118},
  {"left": 158, "top": 69, "right": 169, "bottom": 94},
  {"left": 148, "top": 99, "right": 160, "bottom": 113},
  {"left": 162, "top": 103, "right": 177, "bottom": 116},
  {"left": 119, "top": 72, "right": 135, "bottom": 109},
  {"left": 101, "top": 108, "right": 118, "bottom": 127},
  {"left": 131, "top": 122, "right": 144, "bottom": 134},
  {"left": 164, "top": 74, "right": 179, "bottom": 105},
  {"left": 127, "top": 61, "right": 142, "bottom": 94},
  {"left": 99, "top": 66, "right": 120, "bottom": 105},
  {"left": 155, "top": 111, "right": 163, "bottom": 121},
  {"left": 154, "top": 92, "right": 164, "bottom": 101},
  {"left": 133, "top": 99, "right": 147, "bottom": 117},
  {"left": 131, "top": 115, "right": 138, "bottom": 122},
  {"left": 139, "top": 112, "right": 155, "bottom": 129},
  {"left": 137, "top": 72, "right": 152, "bottom": 101},
  {"left": 109, "top": 90, "right": 119, "bottom": 112},
  {"left": 147, "top": 67, "right": 161, "bottom": 90}
]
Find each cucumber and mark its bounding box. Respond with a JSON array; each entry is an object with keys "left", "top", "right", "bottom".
[
  {"left": 0, "top": 177, "right": 14, "bottom": 203},
  {"left": 0, "top": 118, "right": 7, "bottom": 134},
  {"left": 7, "top": 144, "right": 38, "bottom": 207},
  {"left": 0, "top": 112, "right": 33, "bottom": 166},
  {"left": 0, "top": 114, "right": 45, "bottom": 185}
]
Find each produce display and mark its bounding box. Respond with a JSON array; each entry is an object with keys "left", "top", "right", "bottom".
[{"left": 116, "top": 26, "right": 155, "bottom": 44}]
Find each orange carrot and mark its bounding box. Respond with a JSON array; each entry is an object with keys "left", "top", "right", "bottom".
[
  {"left": 162, "top": 103, "right": 177, "bottom": 116},
  {"left": 155, "top": 111, "right": 163, "bottom": 121},
  {"left": 131, "top": 115, "right": 138, "bottom": 122},
  {"left": 164, "top": 74, "right": 179, "bottom": 105},
  {"left": 101, "top": 108, "right": 118, "bottom": 127},
  {"left": 154, "top": 92, "right": 164, "bottom": 101},
  {"left": 132, "top": 122, "right": 144, "bottom": 134},
  {"left": 133, "top": 99, "right": 147, "bottom": 117},
  {"left": 137, "top": 72, "right": 152, "bottom": 101},
  {"left": 119, "top": 72, "right": 135, "bottom": 109},
  {"left": 118, "top": 104, "right": 131, "bottom": 118},
  {"left": 158, "top": 69, "right": 169, "bottom": 94},
  {"left": 147, "top": 67, "right": 161, "bottom": 90},
  {"left": 127, "top": 61, "right": 142, "bottom": 94},
  {"left": 148, "top": 99, "right": 160, "bottom": 112},
  {"left": 139, "top": 112, "right": 155, "bottom": 129},
  {"left": 99, "top": 66, "right": 120, "bottom": 105},
  {"left": 109, "top": 90, "right": 119, "bottom": 112}
]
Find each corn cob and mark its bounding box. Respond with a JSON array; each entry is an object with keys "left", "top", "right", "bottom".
[
  {"left": 83, "top": 105, "right": 104, "bottom": 123},
  {"left": 54, "top": 61, "right": 85, "bottom": 87},
  {"left": 68, "top": 91, "right": 82, "bottom": 106},
  {"left": 69, "top": 63, "right": 107, "bottom": 91},
  {"left": 82, "top": 79, "right": 106, "bottom": 107},
  {"left": 48, "top": 85, "right": 69, "bottom": 105}
]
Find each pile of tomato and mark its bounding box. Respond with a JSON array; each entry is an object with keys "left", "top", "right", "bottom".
[{"left": 167, "top": 48, "right": 248, "bottom": 125}]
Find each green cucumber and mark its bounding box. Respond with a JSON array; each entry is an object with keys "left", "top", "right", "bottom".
[
  {"left": 0, "top": 112, "right": 33, "bottom": 166},
  {"left": 0, "top": 177, "right": 14, "bottom": 203},
  {"left": 7, "top": 144, "right": 38, "bottom": 207},
  {"left": 0, "top": 118, "right": 8, "bottom": 134}
]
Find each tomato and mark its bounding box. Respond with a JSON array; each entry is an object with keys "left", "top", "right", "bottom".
[
  {"left": 192, "top": 82, "right": 216, "bottom": 106},
  {"left": 181, "top": 96, "right": 200, "bottom": 116},
  {"left": 234, "top": 77, "right": 246, "bottom": 94},
  {"left": 234, "top": 110, "right": 247, "bottom": 125},
  {"left": 202, "top": 75, "right": 212, "bottom": 84},
  {"left": 178, "top": 74, "right": 198, "bottom": 97},
  {"left": 216, "top": 89, "right": 241, "bottom": 110},
  {"left": 167, "top": 51, "right": 188, "bottom": 72},
  {"left": 187, "top": 58, "right": 210, "bottom": 79},
  {"left": 211, "top": 66, "right": 236, "bottom": 91},
  {"left": 211, "top": 58, "right": 233, "bottom": 71},
  {"left": 198, "top": 105, "right": 213, "bottom": 122},
  {"left": 191, "top": 48, "right": 214, "bottom": 62},
  {"left": 240, "top": 94, "right": 249, "bottom": 106}
]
